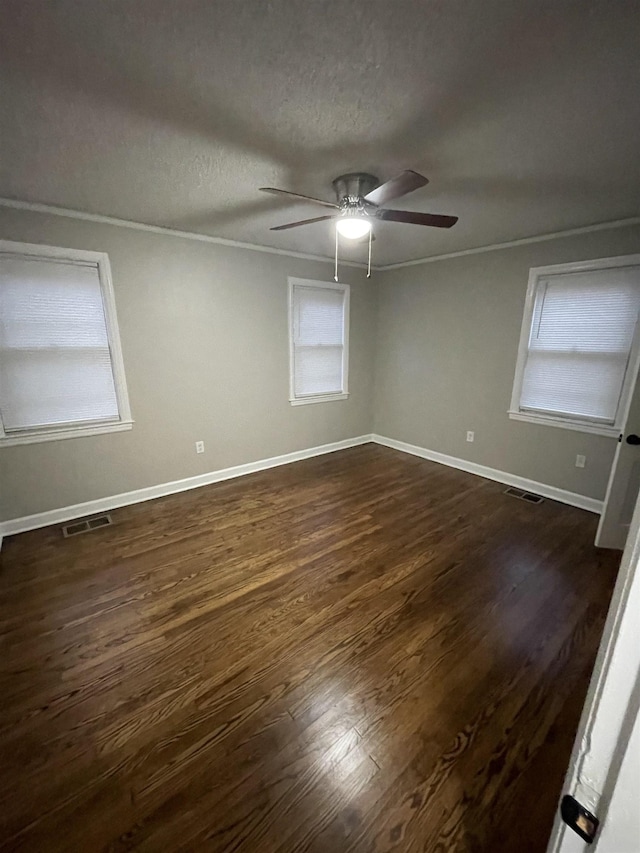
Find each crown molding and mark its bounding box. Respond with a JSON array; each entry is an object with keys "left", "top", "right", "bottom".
[
  {"left": 377, "top": 216, "right": 640, "bottom": 271},
  {"left": 2, "top": 197, "right": 638, "bottom": 273},
  {"left": 0, "top": 197, "right": 369, "bottom": 270}
]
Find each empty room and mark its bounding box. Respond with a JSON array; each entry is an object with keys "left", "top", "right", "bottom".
[{"left": 1, "top": 1, "right": 640, "bottom": 851}]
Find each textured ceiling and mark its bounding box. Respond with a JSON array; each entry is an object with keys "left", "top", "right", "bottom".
[{"left": 1, "top": 0, "right": 639, "bottom": 266}]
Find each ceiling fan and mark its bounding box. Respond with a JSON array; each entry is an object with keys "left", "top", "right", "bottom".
[{"left": 259, "top": 170, "right": 457, "bottom": 279}]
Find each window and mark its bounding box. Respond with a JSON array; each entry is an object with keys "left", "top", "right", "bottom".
[
  {"left": 510, "top": 255, "right": 640, "bottom": 437},
  {"left": 0, "top": 240, "right": 132, "bottom": 446},
  {"left": 288, "top": 277, "right": 349, "bottom": 405}
]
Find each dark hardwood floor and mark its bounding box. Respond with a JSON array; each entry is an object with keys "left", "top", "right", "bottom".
[{"left": 0, "top": 444, "right": 619, "bottom": 852}]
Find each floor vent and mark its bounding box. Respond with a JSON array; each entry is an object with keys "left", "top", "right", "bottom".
[
  {"left": 504, "top": 487, "right": 544, "bottom": 504},
  {"left": 62, "top": 514, "right": 113, "bottom": 538}
]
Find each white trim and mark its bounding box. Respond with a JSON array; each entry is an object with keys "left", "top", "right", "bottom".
[
  {"left": 0, "top": 419, "right": 133, "bottom": 447},
  {"left": 0, "top": 240, "right": 109, "bottom": 264},
  {"left": 371, "top": 434, "right": 603, "bottom": 514},
  {"left": 509, "top": 254, "right": 640, "bottom": 438},
  {"left": 0, "top": 435, "right": 374, "bottom": 538},
  {"left": 508, "top": 411, "right": 620, "bottom": 438},
  {"left": 0, "top": 197, "right": 367, "bottom": 269},
  {"left": 0, "top": 432, "right": 605, "bottom": 541},
  {"left": 523, "top": 253, "right": 640, "bottom": 277},
  {"left": 0, "top": 240, "right": 133, "bottom": 446},
  {"left": 378, "top": 217, "right": 640, "bottom": 271},
  {"left": 288, "top": 277, "right": 350, "bottom": 406},
  {"left": 289, "top": 393, "right": 349, "bottom": 406}
]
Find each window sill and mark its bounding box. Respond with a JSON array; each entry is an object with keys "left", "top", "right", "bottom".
[
  {"left": 508, "top": 410, "right": 618, "bottom": 438},
  {"left": 290, "top": 393, "right": 349, "bottom": 407},
  {"left": 0, "top": 419, "right": 134, "bottom": 447}
]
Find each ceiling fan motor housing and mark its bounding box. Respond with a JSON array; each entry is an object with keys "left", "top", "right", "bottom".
[{"left": 332, "top": 172, "right": 379, "bottom": 206}]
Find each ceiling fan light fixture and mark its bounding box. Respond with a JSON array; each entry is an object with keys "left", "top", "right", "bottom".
[{"left": 335, "top": 216, "right": 372, "bottom": 240}]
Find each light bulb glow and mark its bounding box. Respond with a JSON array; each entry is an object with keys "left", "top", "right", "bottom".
[{"left": 336, "top": 217, "right": 372, "bottom": 240}]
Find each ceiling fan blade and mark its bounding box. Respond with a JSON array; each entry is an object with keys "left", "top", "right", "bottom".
[
  {"left": 270, "top": 215, "right": 336, "bottom": 231},
  {"left": 364, "top": 170, "right": 429, "bottom": 207},
  {"left": 378, "top": 209, "right": 458, "bottom": 228},
  {"left": 259, "top": 187, "right": 339, "bottom": 209}
]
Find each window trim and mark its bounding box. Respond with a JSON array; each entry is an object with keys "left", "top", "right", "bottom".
[
  {"left": 509, "top": 254, "right": 640, "bottom": 438},
  {"left": 0, "top": 240, "right": 133, "bottom": 447},
  {"left": 288, "top": 276, "right": 350, "bottom": 406}
]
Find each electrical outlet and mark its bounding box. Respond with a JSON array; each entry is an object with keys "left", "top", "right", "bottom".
[
  {"left": 195, "top": 441, "right": 205, "bottom": 454},
  {"left": 466, "top": 431, "right": 475, "bottom": 442},
  {"left": 576, "top": 454, "right": 586, "bottom": 468}
]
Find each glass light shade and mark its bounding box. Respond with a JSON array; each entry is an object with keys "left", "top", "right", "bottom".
[{"left": 336, "top": 217, "right": 372, "bottom": 240}]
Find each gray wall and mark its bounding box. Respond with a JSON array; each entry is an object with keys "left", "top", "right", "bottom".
[
  {"left": 2, "top": 208, "right": 639, "bottom": 522},
  {"left": 373, "top": 224, "right": 640, "bottom": 501},
  {"left": 0, "top": 207, "right": 376, "bottom": 520}
]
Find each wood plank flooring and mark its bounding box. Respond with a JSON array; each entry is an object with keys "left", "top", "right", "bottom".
[{"left": 0, "top": 444, "right": 619, "bottom": 852}]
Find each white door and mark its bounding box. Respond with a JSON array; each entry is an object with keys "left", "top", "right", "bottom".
[
  {"left": 546, "top": 486, "right": 640, "bottom": 852},
  {"left": 591, "top": 709, "right": 640, "bottom": 852},
  {"left": 597, "top": 368, "right": 640, "bottom": 549}
]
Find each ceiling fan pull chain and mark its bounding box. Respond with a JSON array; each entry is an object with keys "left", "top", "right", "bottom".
[
  {"left": 367, "top": 229, "right": 372, "bottom": 278},
  {"left": 334, "top": 226, "right": 339, "bottom": 282}
]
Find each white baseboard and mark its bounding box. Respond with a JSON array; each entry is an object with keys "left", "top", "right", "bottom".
[
  {"left": 0, "top": 430, "right": 603, "bottom": 546},
  {"left": 371, "top": 434, "right": 603, "bottom": 514},
  {"left": 0, "top": 434, "right": 374, "bottom": 540}
]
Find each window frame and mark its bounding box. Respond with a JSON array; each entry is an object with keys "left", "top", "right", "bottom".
[
  {"left": 0, "top": 240, "right": 133, "bottom": 447},
  {"left": 288, "top": 276, "right": 350, "bottom": 406},
  {"left": 509, "top": 254, "right": 640, "bottom": 438}
]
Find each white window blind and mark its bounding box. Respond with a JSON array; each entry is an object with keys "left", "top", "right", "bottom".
[
  {"left": 518, "top": 268, "right": 640, "bottom": 425},
  {"left": 0, "top": 244, "right": 131, "bottom": 444},
  {"left": 289, "top": 280, "right": 349, "bottom": 403}
]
